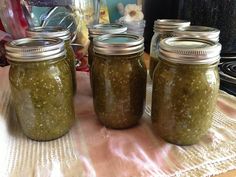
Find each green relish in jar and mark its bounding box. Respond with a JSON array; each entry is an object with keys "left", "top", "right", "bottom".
[
  {"left": 5, "top": 38, "right": 75, "bottom": 141},
  {"left": 92, "top": 34, "right": 147, "bottom": 129},
  {"left": 151, "top": 37, "right": 221, "bottom": 145}
]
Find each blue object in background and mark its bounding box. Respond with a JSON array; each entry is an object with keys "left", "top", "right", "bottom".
[{"left": 107, "top": 0, "right": 136, "bottom": 22}]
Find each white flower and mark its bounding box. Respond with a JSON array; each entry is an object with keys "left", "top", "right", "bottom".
[{"left": 123, "top": 4, "right": 144, "bottom": 22}]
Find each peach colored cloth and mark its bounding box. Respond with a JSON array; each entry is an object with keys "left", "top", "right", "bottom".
[{"left": 0, "top": 66, "right": 236, "bottom": 177}]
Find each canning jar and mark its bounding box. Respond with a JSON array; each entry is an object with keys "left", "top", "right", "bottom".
[
  {"left": 26, "top": 26, "right": 76, "bottom": 93},
  {"left": 5, "top": 38, "right": 75, "bottom": 141},
  {"left": 149, "top": 19, "right": 190, "bottom": 79},
  {"left": 151, "top": 37, "right": 221, "bottom": 145},
  {"left": 88, "top": 23, "right": 127, "bottom": 67},
  {"left": 92, "top": 34, "right": 147, "bottom": 129},
  {"left": 174, "top": 26, "right": 220, "bottom": 42}
]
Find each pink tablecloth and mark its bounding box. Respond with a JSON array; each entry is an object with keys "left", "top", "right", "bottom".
[{"left": 0, "top": 66, "right": 236, "bottom": 177}]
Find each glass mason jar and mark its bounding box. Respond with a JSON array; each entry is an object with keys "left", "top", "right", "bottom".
[
  {"left": 92, "top": 34, "right": 147, "bottom": 129},
  {"left": 152, "top": 37, "right": 222, "bottom": 145},
  {"left": 88, "top": 23, "right": 127, "bottom": 67},
  {"left": 149, "top": 19, "right": 190, "bottom": 79},
  {"left": 26, "top": 26, "right": 76, "bottom": 94},
  {"left": 5, "top": 38, "right": 75, "bottom": 141},
  {"left": 174, "top": 26, "right": 220, "bottom": 42}
]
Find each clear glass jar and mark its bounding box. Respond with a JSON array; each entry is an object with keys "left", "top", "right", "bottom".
[
  {"left": 26, "top": 26, "right": 76, "bottom": 94},
  {"left": 174, "top": 26, "right": 220, "bottom": 42},
  {"left": 5, "top": 38, "right": 75, "bottom": 141},
  {"left": 152, "top": 37, "right": 221, "bottom": 145},
  {"left": 92, "top": 34, "right": 147, "bottom": 129},
  {"left": 88, "top": 23, "right": 127, "bottom": 67},
  {"left": 119, "top": 20, "right": 146, "bottom": 36},
  {"left": 149, "top": 19, "right": 190, "bottom": 79}
]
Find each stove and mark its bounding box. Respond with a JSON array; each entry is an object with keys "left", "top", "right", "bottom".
[{"left": 219, "top": 58, "right": 236, "bottom": 96}]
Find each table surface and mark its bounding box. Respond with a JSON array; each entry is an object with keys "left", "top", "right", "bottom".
[
  {"left": 0, "top": 54, "right": 236, "bottom": 177},
  {"left": 143, "top": 53, "right": 236, "bottom": 177}
]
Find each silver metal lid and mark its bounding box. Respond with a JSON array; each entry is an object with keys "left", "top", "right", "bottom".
[
  {"left": 88, "top": 23, "right": 127, "bottom": 37},
  {"left": 159, "top": 37, "right": 222, "bottom": 64},
  {"left": 93, "top": 33, "right": 144, "bottom": 55},
  {"left": 174, "top": 26, "right": 220, "bottom": 42},
  {"left": 26, "top": 26, "right": 71, "bottom": 41},
  {"left": 154, "top": 19, "right": 190, "bottom": 32},
  {"left": 5, "top": 38, "right": 65, "bottom": 62}
]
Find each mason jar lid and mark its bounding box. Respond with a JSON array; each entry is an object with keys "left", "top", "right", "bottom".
[
  {"left": 88, "top": 23, "right": 127, "bottom": 37},
  {"left": 158, "top": 37, "right": 222, "bottom": 64},
  {"left": 5, "top": 38, "right": 65, "bottom": 62},
  {"left": 93, "top": 33, "right": 144, "bottom": 55},
  {"left": 154, "top": 19, "right": 190, "bottom": 32},
  {"left": 26, "top": 26, "right": 71, "bottom": 41},
  {"left": 174, "top": 26, "right": 220, "bottom": 42}
]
